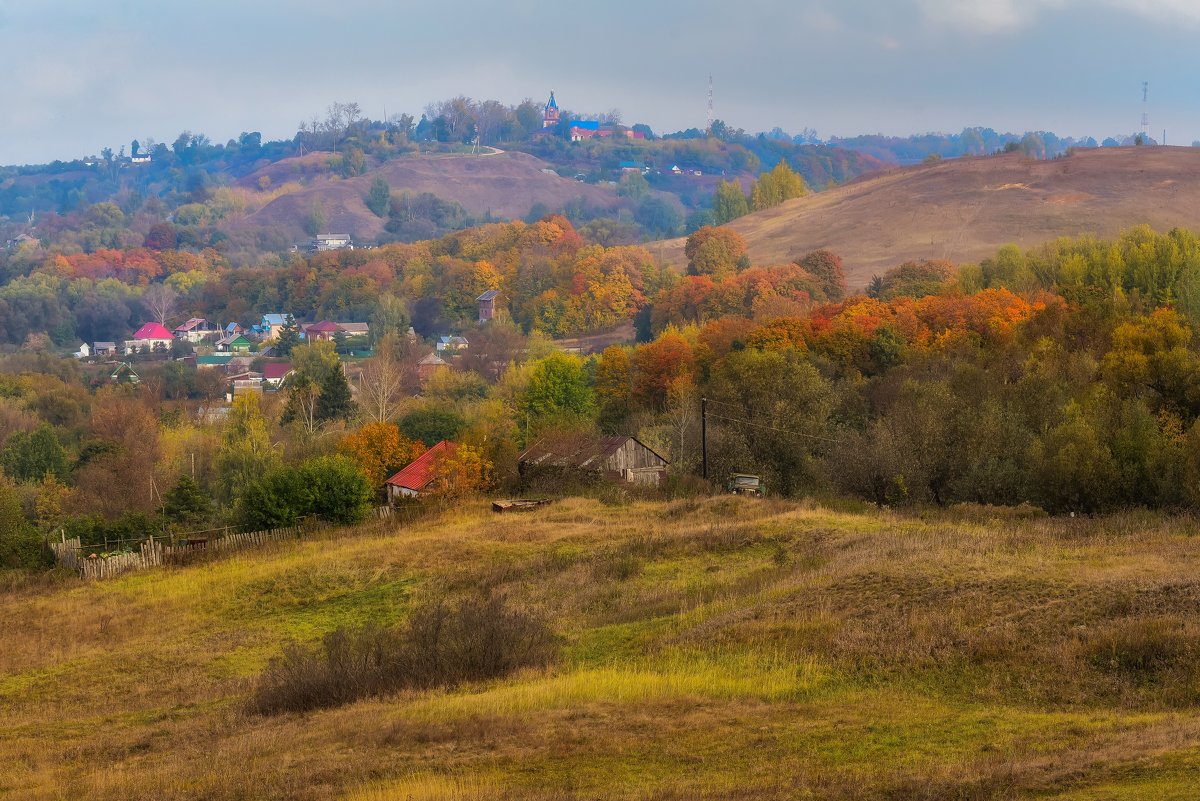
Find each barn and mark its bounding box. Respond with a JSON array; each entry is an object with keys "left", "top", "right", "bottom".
[{"left": 518, "top": 436, "right": 669, "bottom": 487}]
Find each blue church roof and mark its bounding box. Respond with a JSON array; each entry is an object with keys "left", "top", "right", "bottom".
[
  {"left": 572, "top": 120, "right": 601, "bottom": 131},
  {"left": 546, "top": 92, "right": 557, "bottom": 110}
]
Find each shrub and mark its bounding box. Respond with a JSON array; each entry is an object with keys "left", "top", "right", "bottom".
[
  {"left": 251, "top": 594, "right": 554, "bottom": 715},
  {"left": 236, "top": 456, "right": 372, "bottom": 529},
  {"left": 1086, "top": 618, "right": 1196, "bottom": 679}
]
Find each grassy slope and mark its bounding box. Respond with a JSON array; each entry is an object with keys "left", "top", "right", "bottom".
[
  {"left": 655, "top": 146, "right": 1200, "bottom": 288},
  {"left": 229, "top": 151, "right": 622, "bottom": 243},
  {"left": 3, "top": 497, "right": 1200, "bottom": 800}
]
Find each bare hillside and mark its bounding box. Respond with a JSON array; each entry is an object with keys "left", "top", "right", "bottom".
[
  {"left": 232, "top": 150, "right": 621, "bottom": 243},
  {"left": 658, "top": 147, "right": 1200, "bottom": 288}
]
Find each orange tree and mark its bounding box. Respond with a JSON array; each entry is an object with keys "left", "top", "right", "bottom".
[{"left": 339, "top": 422, "right": 426, "bottom": 488}]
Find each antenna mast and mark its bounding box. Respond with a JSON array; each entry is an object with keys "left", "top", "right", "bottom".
[
  {"left": 707, "top": 75, "right": 714, "bottom": 135},
  {"left": 1141, "top": 81, "right": 1150, "bottom": 141}
]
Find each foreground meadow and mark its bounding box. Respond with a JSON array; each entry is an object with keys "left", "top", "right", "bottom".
[{"left": 2, "top": 496, "right": 1200, "bottom": 799}]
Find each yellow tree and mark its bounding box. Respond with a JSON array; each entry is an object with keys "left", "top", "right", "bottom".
[
  {"left": 339, "top": 422, "right": 426, "bottom": 488},
  {"left": 429, "top": 443, "right": 492, "bottom": 497},
  {"left": 750, "top": 160, "right": 807, "bottom": 211}
]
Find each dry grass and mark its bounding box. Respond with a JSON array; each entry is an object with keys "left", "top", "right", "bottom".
[
  {"left": 655, "top": 146, "right": 1200, "bottom": 287},
  {"left": 3, "top": 496, "right": 1200, "bottom": 799}
]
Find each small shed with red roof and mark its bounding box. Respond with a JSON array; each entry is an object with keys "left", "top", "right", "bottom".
[{"left": 385, "top": 441, "right": 457, "bottom": 500}]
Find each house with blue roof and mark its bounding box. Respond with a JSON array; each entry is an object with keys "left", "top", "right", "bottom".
[{"left": 254, "top": 314, "right": 292, "bottom": 341}]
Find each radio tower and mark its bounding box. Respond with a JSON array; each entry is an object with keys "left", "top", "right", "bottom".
[
  {"left": 1141, "top": 81, "right": 1150, "bottom": 141},
  {"left": 707, "top": 75, "right": 714, "bottom": 135}
]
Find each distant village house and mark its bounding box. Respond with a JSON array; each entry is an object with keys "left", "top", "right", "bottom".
[{"left": 123, "top": 322, "right": 174, "bottom": 355}]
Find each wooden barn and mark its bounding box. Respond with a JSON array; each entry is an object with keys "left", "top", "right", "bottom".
[{"left": 518, "top": 436, "right": 669, "bottom": 487}]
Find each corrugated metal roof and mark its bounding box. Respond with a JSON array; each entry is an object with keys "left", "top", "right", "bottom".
[
  {"left": 517, "top": 436, "right": 668, "bottom": 470},
  {"left": 132, "top": 322, "right": 174, "bottom": 340},
  {"left": 385, "top": 441, "right": 455, "bottom": 491}
]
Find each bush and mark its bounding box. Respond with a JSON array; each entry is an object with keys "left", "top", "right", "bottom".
[
  {"left": 251, "top": 594, "right": 555, "bottom": 715},
  {"left": 1086, "top": 618, "right": 1196, "bottom": 679},
  {"left": 237, "top": 456, "right": 372, "bottom": 529}
]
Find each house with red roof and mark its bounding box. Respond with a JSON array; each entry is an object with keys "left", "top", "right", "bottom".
[
  {"left": 302, "top": 320, "right": 342, "bottom": 342},
  {"left": 123, "top": 322, "right": 174, "bottom": 355},
  {"left": 173, "top": 318, "right": 220, "bottom": 343},
  {"left": 262, "top": 362, "right": 294, "bottom": 389},
  {"left": 385, "top": 441, "right": 457, "bottom": 500}
]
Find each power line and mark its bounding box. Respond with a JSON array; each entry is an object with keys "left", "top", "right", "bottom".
[{"left": 704, "top": 412, "right": 840, "bottom": 444}]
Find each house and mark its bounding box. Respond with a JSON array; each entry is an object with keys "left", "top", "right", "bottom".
[
  {"left": 518, "top": 435, "right": 669, "bottom": 487},
  {"left": 215, "top": 333, "right": 253, "bottom": 354},
  {"left": 5, "top": 233, "right": 37, "bottom": 249},
  {"left": 386, "top": 441, "right": 457, "bottom": 500},
  {"left": 196, "top": 354, "right": 234, "bottom": 369},
  {"left": 336, "top": 322, "right": 370, "bottom": 338},
  {"left": 123, "top": 322, "right": 174, "bottom": 355},
  {"left": 262, "top": 362, "right": 293, "bottom": 389},
  {"left": 109, "top": 362, "right": 140, "bottom": 385},
  {"left": 224, "top": 322, "right": 246, "bottom": 337},
  {"left": 256, "top": 314, "right": 292, "bottom": 341},
  {"left": 130, "top": 153, "right": 152, "bottom": 164},
  {"left": 230, "top": 373, "right": 264, "bottom": 395},
  {"left": 302, "top": 320, "right": 341, "bottom": 342},
  {"left": 73, "top": 343, "right": 91, "bottom": 360},
  {"left": 311, "top": 234, "right": 353, "bottom": 252},
  {"left": 477, "top": 290, "right": 500, "bottom": 324},
  {"left": 417, "top": 353, "right": 449, "bottom": 381},
  {"left": 618, "top": 161, "right": 646, "bottom": 173},
  {"left": 93, "top": 341, "right": 118, "bottom": 358},
  {"left": 436, "top": 336, "right": 469, "bottom": 353},
  {"left": 666, "top": 164, "right": 683, "bottom": 175},
  {"left": 173, "top": 318, "right": 220, "bottom": 343}
]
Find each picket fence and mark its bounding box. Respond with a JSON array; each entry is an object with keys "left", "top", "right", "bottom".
[{"left": 51, "top": 506, "right": 405, "bottom": 581}]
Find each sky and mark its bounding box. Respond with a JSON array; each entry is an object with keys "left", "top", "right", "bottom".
[{"left": 2, "top": 0, "right": 1200, "bottom": 164}]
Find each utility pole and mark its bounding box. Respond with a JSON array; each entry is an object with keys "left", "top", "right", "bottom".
[
  {"left": 706, "top": 75, "right": 714, "bottom": 135},
  {"left": 1142, "top": 81, "right": 1150, "bottom": 141},
  {"left": 701, "top": 397, "right": 708, "bottom": 480}
]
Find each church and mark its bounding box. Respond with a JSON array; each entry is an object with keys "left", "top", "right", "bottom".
[{"left": 539, "top": 92, "right": 645, "bottom": 142}]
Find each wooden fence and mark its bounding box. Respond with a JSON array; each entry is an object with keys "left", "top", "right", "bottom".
[{"left": 52, "top": 506, "right": 418, "bottom": 581}]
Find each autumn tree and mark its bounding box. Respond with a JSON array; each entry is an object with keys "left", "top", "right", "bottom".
[
  {"left": 369, "top": 294, "right": 410, "bottom": 344},
  {"left": 339, "top": 422, "right": 425, "bottom": 488},
  {"left": 684, "top": 226, "right": 748, "bottom": 280},
  {"left": 704, "top": 348, "right": 834, "bottom": 496},
  {"left": 216, "top": 393, "right": 278, "bottom": 502},
  {"left": 797, "top": 250, "right": 847, "bottom": 302},
  {"left": 711, "top": 179, "right": 749, "bottom": 225},
  {"left": 631, "top": 329, "right": 695, "bottom": 413},
  {"left": 750, "top": 160, "right": 807, "bottom": 211},
  {"left": 520, "top": 353, "right": 596, "bottom": 436},
  {"left": 428, "top": 443, "right": 492, "bottom": 497}
]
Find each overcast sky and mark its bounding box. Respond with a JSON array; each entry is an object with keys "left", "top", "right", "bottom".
[{"left": 2, "top": 0, "right": 1199, "bottom": 164}]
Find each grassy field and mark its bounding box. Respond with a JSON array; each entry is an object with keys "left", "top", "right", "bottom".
[
  {"left": 3, "top": 496, "right": 1200, "bottom": 799},
  {"left": 655, "top": 146, "right": 1200, "bottom": 287}
]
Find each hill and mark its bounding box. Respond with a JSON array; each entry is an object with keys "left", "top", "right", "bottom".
[
  {"left": 4, "top": 497, "right": 1200, "bottom": 799},
  {"left": 657, "top": 147, "right": 1200, "bottom": 288},
  {"left": 230, "top": 150, "right": 624, "bottom": 244}
]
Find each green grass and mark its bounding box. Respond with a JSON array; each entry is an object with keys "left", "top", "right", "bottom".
[{"left": 3, "top": 496, "right": 1200, "bottom": 800}]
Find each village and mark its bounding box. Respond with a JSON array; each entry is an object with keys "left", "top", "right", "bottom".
[{"left": 67, "top": 287, "right": 670, "bottom": 518}]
